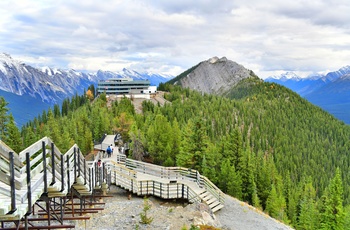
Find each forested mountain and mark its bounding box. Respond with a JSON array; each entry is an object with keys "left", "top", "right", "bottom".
[
  {"left": 1, "top": 56, "right": 350, "bottom": 229},
  {"left": 265, "top": 66, "right": 350, "bottom": 124},
  {"left": 304, "top": 73, "right": 350, "bottom": 124}
]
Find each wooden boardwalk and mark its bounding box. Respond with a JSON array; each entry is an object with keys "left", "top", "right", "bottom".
[{"left": 0, "top": 136, "right": 224, "bottom": 229}]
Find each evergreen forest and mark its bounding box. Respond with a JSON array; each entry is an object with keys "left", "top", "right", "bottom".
[{"left": 1, "top": 78, "right": 350, "bottom": 229}]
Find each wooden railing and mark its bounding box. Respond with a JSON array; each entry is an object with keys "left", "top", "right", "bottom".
[
  {"left": 110, "top": 154, "right": 225, "bottom": 206},
  {"left": 0, "top": 137, "right": 97, "bottom": 220},
  {"left": 108, "top": 160, "right": 201, "bottom": 204},
  {"left": 127, "top": 156, "right": 224, "bottom": 204}
]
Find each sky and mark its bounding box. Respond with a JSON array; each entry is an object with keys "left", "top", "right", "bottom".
[{"left": 1, "top": 0, "right": 350, "bottom": 79}]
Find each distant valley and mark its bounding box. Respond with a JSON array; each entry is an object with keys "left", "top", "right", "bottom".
[
  {"left": 265, "top": 66, "right": 350, "bottom": 124},
  {"left": 0, "top": 53, "right": 173, "bottom": 127}
]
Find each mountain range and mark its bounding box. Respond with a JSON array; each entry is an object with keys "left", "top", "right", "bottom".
[
  {"left": 0, "top": 53, "right": 173, "bottom": 127},
  {"left": 265, "top": 66, "right": 350, "bottom": 124}
]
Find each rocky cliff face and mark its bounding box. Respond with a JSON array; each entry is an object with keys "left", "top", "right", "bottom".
[{"left": 175, "top": 57, "right": 255, "bottom": 95}]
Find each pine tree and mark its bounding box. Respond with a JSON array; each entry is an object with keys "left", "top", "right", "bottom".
[
  {"left": 297, "top": 181, "right": 319, "bottom": 230},
  {"left": 115, "top": 112, "right": 134, "bottom": 143},
  {"left": 251, "top": 182, "right": 262, "bottom": 210},
  {"left": 146, "top": 114, "right": 172, "bottom": 164},
  {"left": 53, "top": 104, "right": 61, "bottom": 118},
  {"left": 265, "top": 177, "right": 288, "bottom": 222},
  {"left": 0, "top": 97, "right": 9, "bottom": 140},
  {"left": 241, "top": 150, "right": 255, "bottom": 204},
  {"left": 176, "top": 118, "right": 208, "bottom": 172},
  {"left": 266, "top": 184, "right": 279, "bottom": 218},
  {"left": 227, "top": 163, "right": 243, "bottom": 200},
  {"left": 201, "top": 144, "right": 219, "bottom": 184},
  {"left": 3, "top": 114, "right": 22, "bottom": 152},
  {"left": 344, "top": 206, "right": 350, "bottom": 230},
  {"left": 218, "top": 159, "right": 231, "bottom": 192},
  {"left": 320, "top": 168, "right": 345, "bottom": 230},
  {"left": 22, "top": 126, "right": 37, "bottom": 147},
  {"left": 45, "top": 109, "right": 62, "bottom": 145}
]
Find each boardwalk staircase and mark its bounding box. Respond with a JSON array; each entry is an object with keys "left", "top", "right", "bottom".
[{"left": 0, "top": 137, "right": 224, "bottom": 229}]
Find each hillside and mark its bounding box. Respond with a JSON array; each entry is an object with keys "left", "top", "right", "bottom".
[
  {"left": 265, "top": 66, "right": 350, "bottom": 124},
  {"left": 160, "top": 57, "right": 350, "bottom": 228}
]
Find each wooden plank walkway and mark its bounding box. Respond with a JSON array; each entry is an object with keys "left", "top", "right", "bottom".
[
  {"left": 102, "top": 151, "right": 225, "bottom": 212},
  {"left": 0, "top": 136, "right": 224, "bottom": 226}
]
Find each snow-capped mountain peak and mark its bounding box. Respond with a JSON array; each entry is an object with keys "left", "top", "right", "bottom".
[
  {"left": 268, "top": 71, "right": 301, "bottom": 81},
  {"left": 1, "top": 54, "right": 173, "bottom": 105},
  {"left": 0, "top": 53, "right": 25, "bottom": 74}
]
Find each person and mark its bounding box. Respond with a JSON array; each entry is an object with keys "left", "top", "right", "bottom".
[
  {"left": 97, "top": 159, "right": 102, "bottom": 167},
  {"left": 110, "top": 144, "right": 114, "bottom": 155},
  {"left": 106, "top": 145, "right": 112, "bottom": 158}
]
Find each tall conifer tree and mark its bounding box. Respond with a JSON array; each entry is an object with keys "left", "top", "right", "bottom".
[{"left": 320, "top": 168, "right": 345, "bottom": 230}]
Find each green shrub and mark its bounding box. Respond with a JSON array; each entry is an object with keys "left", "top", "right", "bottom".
[{"left": 140, "top": 197, "right": 153, "bottom": 224}]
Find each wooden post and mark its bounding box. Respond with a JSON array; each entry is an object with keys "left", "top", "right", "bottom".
[
  {"left": 182, "top": 184, "right": 184, "bottom": 199},
  {"left": 42, "top": 142, "right": 48, "bottom": 194},
  {"left": 51, "top": 142, "right": 55, "bottom": 185},
  {"left": 91, "top": 167, "right": 95, "bottom": 190},
  {"left": 89, "top": 168, "right": 92, "bottom": 191},
  {"left": 140, "top": 181, "right": 142, "bottom": 196},
  {"left": 67, "top": 155, "right": 70, "bottom": 193},
  {"left": 95, "top": 162, "right": 98, "bottom": 186},
  {"left": 60, "top": 154, "right": 64, "bottom": 192},
  {"left": 84, "top": 159, "right": 87, "bottom": 185},
  {"left": 9, "top": 152, "right": 17, "bottom": 213},
  {"left": 26, "top": 152, "right": 32, "bottom": 215},
  {"left": 77, "top": 148, "right": 81, "bottom": 178},
  {"left": 74, "top": 147, "right": 77, "bottom": 183},
  {"left": 160, "top": 183, "right": 162, "bottom": 198},
  {"left": 147, "top": 181, "right": 149, "bottom": 194}
]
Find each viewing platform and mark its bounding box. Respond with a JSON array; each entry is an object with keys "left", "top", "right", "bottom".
[{"left": 0, "top": 136, "right": 224, "bottom": 229}]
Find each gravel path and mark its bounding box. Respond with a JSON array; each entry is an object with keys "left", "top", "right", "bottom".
[
  {"left": 71, "top": 185, "right": 294, "bottom": 230},
  {"left": 215, "top": 195, "right": 294, "bottom": 230}
]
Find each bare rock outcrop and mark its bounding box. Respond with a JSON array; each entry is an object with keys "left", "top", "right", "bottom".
[{"left": 176, "top": 56, "right": 254, "bottom": 95}]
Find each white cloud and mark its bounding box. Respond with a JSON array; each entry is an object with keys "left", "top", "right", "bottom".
[{"left": 1, "top": 0, "right": 350, "bottom": 78}]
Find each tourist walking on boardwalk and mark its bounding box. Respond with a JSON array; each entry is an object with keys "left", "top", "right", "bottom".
[
  {"left": 110, "top": 144, "right": 114, "bottom": 155},
  {"left": 106, "top": 145, "right": 112, "bottom": 158}
]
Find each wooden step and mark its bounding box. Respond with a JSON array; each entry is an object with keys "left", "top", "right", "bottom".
[
  {"left": 0, "top": 203, "right": 28, "bottom": 221},
  {"left": 200, "top": 193, "right": 214, "bottom": 202},
  {"left": 207, "top": 198, "right": 218, "bottom": 206},
  {"left": 211, "top": 203, "right": 224, "bottom": 213}
]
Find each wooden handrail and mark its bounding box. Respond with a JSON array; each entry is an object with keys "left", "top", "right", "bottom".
[
  {"left": 0, "top": 137, "right": 98, "bottom": 221},
  {"left": 112, "top": 154, "right": 224, "bottom": 207}
]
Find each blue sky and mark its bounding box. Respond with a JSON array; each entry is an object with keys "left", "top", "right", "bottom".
[{"left": 1, "top": 0, "right": 350, "bottom": 78}]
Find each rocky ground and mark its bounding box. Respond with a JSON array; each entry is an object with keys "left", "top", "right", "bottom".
[{"left": 70, "top": 185, "right": 294, "bottom": 230}]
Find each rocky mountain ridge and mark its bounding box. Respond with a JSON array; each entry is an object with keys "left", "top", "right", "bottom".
[
  {"left": 0, "top": 53, "right": 95, "bottom": 104},
  {"left": 173, "top": 56, "right": 256, "bottom": 95}
]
